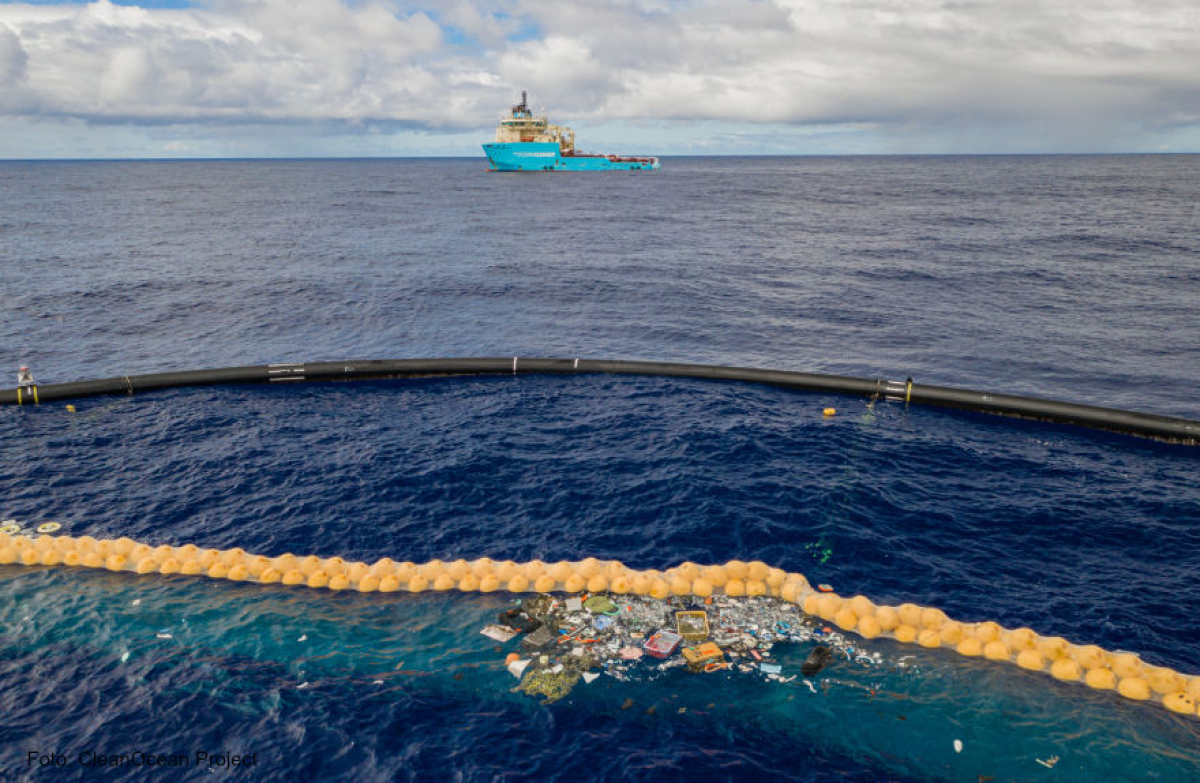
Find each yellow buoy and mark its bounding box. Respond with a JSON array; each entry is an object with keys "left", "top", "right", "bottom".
[
  {"left": 875, "top": 605, "right": 900, "bottom": 632},
  {"left": 894, "top": 624, "right": 918, "bottom": 643},
  {"left": 1085, "top": 668, "right": 1116, "bottom": 690},
  {"left": 974, "top": 621, "right": 1002, "bottom": 643},
  {"left": 447, "top": 559, "right": 470, "bottom": 580},
  {"left": 957, "top": 637, "right": 984, "bottom": 657},
  {"left": 724, "top": 579, "right": 747, "bottom": 598},
  {"left": 834, "top": 607, "right": 859, "bottom": 631},
  {"left": 1016, "top": 649, "right": 1045, "bottom": 671},
  {"left": 1110, "top": 653, "right": 1143, "bottom": 680},
  {"left": 917, "top": 628, "right": 941, "bottom": 648},
  {"left": 563, "top": 574, "right": 587, "bottom": 593},
  {"left": 938, "top": 621, "right": 965, "bottom": 645},
  {"left": 745, "top": 579, "right": 768, "bottom": 597},
  {"left": 849, "top": 595, "right": 874, "bottom": 618},
  {"left": 1037, "top": 636, "right": 1069, "bottom": 660},
  {"left": 725, "top": 560, "right": 749, "bottom": 580},
  {"left": 983, "top": 640, "right": 1011, "bottom": 661},
  {"left": 1163, "top": 692, "right": 1196, "bottom": 715},
  {"left": 1004, "top": 627, "right": 1038, "bottom": 652},
  {"left": 920, "top": 607, "right": 947, "bottom": 630},
  {"left": 479, "top": 574, "right": 501, "bottom": 593},
  {"left": 816, "top": 594, "right": 843, "bottom": 620},
  {"left": 1071, "top": 644, "right": 1107, "bottom": 671},
  {"left": 823, "top": 408, "right": 836, "bottom": 417},
  {"left": 1050, "top": 658, "right": 1082, "bottom": 682},
  {"left": 1144, "top": 666, "right": 1186, "bottom": 695},
  {"left": 1117, "top": 677, "right": 1152, "bottom": 700},
  {"left": 747, "top": 561, "right": 770, "bottom": 582},
  {"left": 577, "top": 557, "right": 603, "bottom": 579},
  {"left": 857, "top": 614, "right": 882, "bottom": 639}
]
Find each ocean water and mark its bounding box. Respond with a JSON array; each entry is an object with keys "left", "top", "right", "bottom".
[{"left": 2, "top": 155, "right": 1199, "bottom": 782}]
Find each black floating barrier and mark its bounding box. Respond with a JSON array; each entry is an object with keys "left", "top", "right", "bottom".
[{"left": 2, "top": 357, "right": 1197, "bottom": 446}]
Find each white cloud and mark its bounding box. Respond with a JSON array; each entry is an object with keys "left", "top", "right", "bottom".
[
  {"left": 0, "top": 24, "right": 29, "bottom": 87},
  {"left": 0, "top": 0, "right": 1198, "bottom": 154}
]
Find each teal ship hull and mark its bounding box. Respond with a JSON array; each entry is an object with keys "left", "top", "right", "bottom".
[{"left": 483, "top": 142, "right": 658, "bottom": 172}]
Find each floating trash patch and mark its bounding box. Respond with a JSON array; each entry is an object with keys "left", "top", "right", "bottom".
[
  {"left": 486, "top": 593, "right": 861, "bottom": 703},
  {"left": 1, "top": 528, "right": 1197, "bottom": 721}
]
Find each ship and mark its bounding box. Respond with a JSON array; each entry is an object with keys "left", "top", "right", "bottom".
[{"left": 482, "top": 91, "right": 659, "bottom": 172}]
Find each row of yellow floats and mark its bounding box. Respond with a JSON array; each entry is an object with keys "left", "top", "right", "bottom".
[{"left": 2, "top": 530, "right": 1197, "bottom": 718}]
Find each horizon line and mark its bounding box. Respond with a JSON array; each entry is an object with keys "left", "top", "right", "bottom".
[{"left": 2, "top": 151, "right": 1198, "bottom": 163}]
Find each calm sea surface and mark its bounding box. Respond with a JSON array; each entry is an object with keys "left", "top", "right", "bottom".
[{"left": 2, "top": 156, "right": 1199, "bottom": 782}]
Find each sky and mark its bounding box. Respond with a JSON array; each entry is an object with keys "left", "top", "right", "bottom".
[{"left": 0, "top": 0, "right": 1198, "bottom": 158}]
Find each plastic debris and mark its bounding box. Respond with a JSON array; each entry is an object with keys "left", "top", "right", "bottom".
[
  {"left": 801, "top": 646, "right": 833, "bottom": 676},
  {"left": 521, "top": 625, "right": 555, "bottom": 650},
  {"left": 645, "top": 630, "right": 684, "bottom": 659},
  {"left": 1036, "top": 755, "right": 1060, "bottom": 769},
  {"left": 584, "top": 595, "right": 617, "bottom": 614},
  {"left": 482, "top": 593, "right": 876, "bottom": 703},
  {"left": 953, "top": 739, "right": 963, "bottom": 753},
  {"left": 481, "top": 624, "right": 519, "bottom": 642},
  {"left": 676, "top": 611, "right": 709, "bottom": 643}
]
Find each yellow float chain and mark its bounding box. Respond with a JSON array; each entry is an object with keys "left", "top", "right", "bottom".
[{"left": 2, "top": 531, "right": 1197, "bottom": 718}]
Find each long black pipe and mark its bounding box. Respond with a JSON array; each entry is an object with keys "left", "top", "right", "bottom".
[{"left": 2, "top": 357, "right": 1197, "bottom": 445}]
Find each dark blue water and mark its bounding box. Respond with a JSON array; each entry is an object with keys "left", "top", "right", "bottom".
[{"left": 2, "top": 156, "right": 1200, "bottom": 782}]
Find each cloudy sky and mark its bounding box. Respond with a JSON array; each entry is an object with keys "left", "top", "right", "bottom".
[{"left": 1, "top": 0, "right": 1198, "bottom": 157}]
